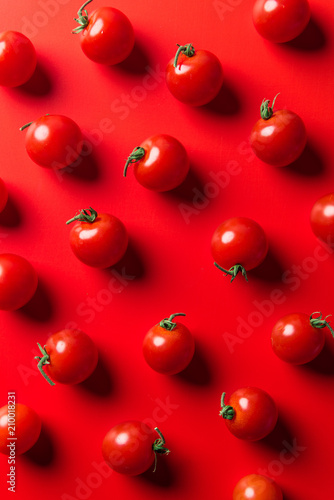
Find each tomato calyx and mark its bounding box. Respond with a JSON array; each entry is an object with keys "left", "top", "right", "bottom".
[
  {"left": 173, "top": 43, "right": 195, "bottom": 68},
  {"left": 66, "top": 207, "right": 98, "bottom": 225},
  {"left": 34, "top": 343, "right": 55, "bottom": 386},
  {"left": 72, "top": 0, "right": 92, "bottom": 34},
  {"left": 123, "top": 147, "right": 146, "bottom": 177},
  {"left": 310, "top": 312, "right": 334, "bottom": 338},
  {"left": 214, "top": 262, "right": 248, "bottom": 283},
  {"left": 219, "top": 392, "right": 235, "bottom": 420},
  {"left": 260, "top": 93, "right": 280, "bottom": 120},
  {"left": 152, "top": 427, "right": 170, "bottom": 472},
  {"left": 159, "top": 313, "right": 186, "bottom": 331}
]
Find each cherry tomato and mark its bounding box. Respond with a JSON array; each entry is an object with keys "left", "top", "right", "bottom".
[
  {"left": 253, "top": 0, "right": 310, "bottom": 43},
  {"left": 124, "top": 134, "right": 190, "bottom": 192},
  {"left": 271, "top": 312, "right": 334, "bottom": 364},
  {"left": 166, "top": 43, "right": 224, "bottom": 106},
  {"left": 143, "top": 313, "right": 195, "bottom": 375},
  {"left": 20, "top": 114, "right": 83, "bottom": 170},
  {"left": 233, "top": 474, "right": 283, "bottom": 500},
  {"left": 0, "top": 254, "right": 38, "bottom": 311},
  {"left": 310, "top": 193, "right": 334, "bottom": 247},
  {"left": 211, "top": 217, "right": 268, "bottom": 282},
  {"left": 0, "top": 177, "right": 8, "bottom": 213},
  {"left": 35, "top": 329, "right": 98, "bottom": 385},
  {"left": 250, "top": 94, "right": 307, "bottom": 167},
  {"left": 220, "top": 388, "right": 278, "bottom": 441},
  {"left": 72, "top": 0, "right": 134, "bottom": 65},
  {"left": 66, "top": 207, "right": 128, "bottom": 268},
  {"left": 0, "top": 404, "right": 41, "bottom": 455},
  {"left": 0, "top": 31, "right": 36, "bottom": 87},
  {"left": 102, "top": 421, "right": 169, "bottom": 475}
]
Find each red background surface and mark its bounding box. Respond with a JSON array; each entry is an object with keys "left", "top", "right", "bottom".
[{"left": 1, "top": 0, "right": 334, "bottom": 498}]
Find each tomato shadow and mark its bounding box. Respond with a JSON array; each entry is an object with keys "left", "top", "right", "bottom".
[
  {"left": 113, "top": 38, "right": 151, "bottom": 75},
  {"left": 257, "top": 412, "right": 294, "bottom": 453},
  {"left": 0, "top": 194, "right": 22, "bottom": 227},
  {"left": 60, "top": 145, "right": 101, "bottom": 183},
  {"left": 78, "top": 350, "right": 114, "bottom": 397},
  {"left": 110, "top": 237, "right": 146, "bottom": 280},
  {"left": 12, "top": 58, "right": 53, "bottom": 97},
  {"left": 297, "top": 337, "right": 334, "bottom": 376},
  {"left": 162, "top": 163, "right": 206, "bottom": 204},
  {"left": 283, "top": 16, "right": 327, "bottom": 51},
  {"left": 251, "top": 247, "right": 285, "bottom": 283},
  {"left": 175, "top": 340, "right": 213, "bottom": 386},
  {"left": 135, "top": 455, "right": 177, "bottom": 488},
  {"left": 23, "top": 424, "right": 55, "bottom": 466},
  {"left": 18, "top": 278, "right": 54, "bottom": 323},
  {"left": 284, "top": 141, "right": 325, "bottom": 177},
  {"left": 201, "top": 78, "right": 242, "bottom": 116}
]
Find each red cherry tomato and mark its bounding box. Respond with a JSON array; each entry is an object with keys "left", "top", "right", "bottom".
[
  {"left": 0, "top": 177, "right": 8, "bottom": 213},
  {"left": 211, "top": 217, "right": 268, "bottom": 282},
  {"left": 310, "top": 193, "right": 334, "bottom": 247},
  {"left": 0, "top": 404, "right": 41, "bottom": 455},
  {"left": 233, "top": 474, "right": 283, "bottom": 500},
  {"left": 271, "top": 312, "right": 334, "bottom": 364},
  {"left": 220, "top": 388, "right": 278, "bottom": 441},
  {"left": 102, "top": 421, "right": 169, "bottom": 475},
  {"left": 124, "top": 134, "right": 190, "bottom": 192},
  {"left": 20, "top": 114, "right": 83, "bottom": 170},
  {"left": 143, "top": 313, "right": 195, "bottom": 375},
  {"left": 253, "top": 0, "right": 310, "bottom": 43},
  {"left": 0, "top": 31, "right": 36, "bottom": 87},
  {"left": 73, "top": 0, "right": 134, "bottom": 65},
  {"left": 250, "top": 94, "right": 307, "bottom": 167},
  {"left": 0, "top": 254, "right": 38, "bottom": 311},
  {"left": 35, "top": 329, "right": 98, "bottom": 385},
  {"left": 166, "top": 43, "right": 224, "bottom": 106},
  {"left": 66, "top": 207, "right": 128, "bottom": 269}
]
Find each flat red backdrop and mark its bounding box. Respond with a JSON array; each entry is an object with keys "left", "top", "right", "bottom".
[{"left": 1, "top": 1, "right": 333, "bottom": 499}]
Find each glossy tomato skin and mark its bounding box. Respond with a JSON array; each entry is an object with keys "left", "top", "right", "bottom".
[
  {"left": 24, "top": 114, "right": 83, "bottom": 169},
  {"left": 44, "top": 329, "right": 98, "bottom": 384},
  {"left": 271, "top": 313, "right": 325, "bottom": 364},
  {"left": 0, "top": 177, "right": 8, "bottom": 213},
  {"left": 253, "top": 0, "right": 310, "bottom": 43},
  {"left": 166, "top": 49, "right": 223, "bottom": 106},
  {"left": 224, "top": 387, "right": 278, "bottom": 441},
  {"left": 0, "top": 31, "right": 36, "bottom": 87},
  {"left": 250, "top": 109, "right": 306, "bottom": 167},
  {"left": 69, "top": 213, "right": 128, "bottom": 268},
  {"left": 102, "top": 421, "right": 156, "bottom": 475},
  {"left": 0, "top": 404, "right": 41, "bottom": 455},
  {"left": 80, "top": 7, "right": 134, "bottom": 65},
  {"left": 143, "top": 321, "right": 195, "bottom": 375},
  {"left": 211, "top": 217, "right": 268, "bottom": 271},
  {"left": 310, "top": 193, "right": 334, "bottom": 247},
  {"left": 233, "top": 474, "right": 283, "bottom": 500},
  {"left": 0, "top": 254, "right": 38, "bottom": 311},
  {"left": 131, "top": 134, "right": 189, "bottom": 192}
]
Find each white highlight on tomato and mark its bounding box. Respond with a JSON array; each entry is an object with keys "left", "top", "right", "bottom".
[
  {"left": 283, "top": 324, "right": 294, "bottom": 336},
  {"left": 0, "top": 415, "right": 8, "bottom": 427},
  {"left": 79, "top": 228, "right": 98, "bottom": 240},
  {"left": 144, "top": 146, "right": 159, "bottom": 167},
  {"left": 260, "top": 125, "right": 275, "bottom": 137},
  {"left": 116, "top": 432, "right": 129, "bottom": 445},
  {"left": 245, "top": 486, "right": 255, "bottom": 498},
  {"left": 0, "top": 42, "right": 6, "bottom": 56},
  {"left": 239, "top": 397, "right": 249, "bottom": 410},
  {"left": 222, "top": 231, "right": 235, "bottom": 244},
  {"left": 153, "top": 336, "right": 165, "bottom": 347},
  {"left": 89, "top": 18, "right": 104, "bottom": 37},
  {"left": 34, "top": 125, "right": 49, "bottom": 142},
  {"left": 264, "top": 0, "right": 279, "bottom": 13},
  {"left": 56, "top": 341, "right": 66, "bottom": 353},
  {"left": 324, "top": 205, "right": 334, "bottom": 217}
]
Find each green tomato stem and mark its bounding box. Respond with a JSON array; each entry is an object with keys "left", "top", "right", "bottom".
[
  {"left": 19, "top": 122, "right": 33, "bottom": 131},
  {"left": 34, "top": 343, "right": 55, "bottom": 386},
  {"left": 173, "top": 43, "right": 195, "bottom": 68},
  {"left": 72, "top": 0, "right": 93, "bottom": 34},
  {"left": 152, "top": 427, "right": 170, "bottom": 473},
  {"left": 260, "top": 93, "right": 280, "bottom": 120},
  {"left": 159, "top": 313, "right": 186, "bottom": 331},
  {"left": 219, "top": 392, "right": 235, "bottom": 420},
  {"left": 310, "top": 312, "right": 334, "bottom": 338},
  {"left": 66, "top": 207, "right": 98, "bottom": 225},
  {"left": 123, "top": 147, "right": 145, "bottom": 177},
  {"left": 214, "top": 262, "right": 248, "bottom": 283}
]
